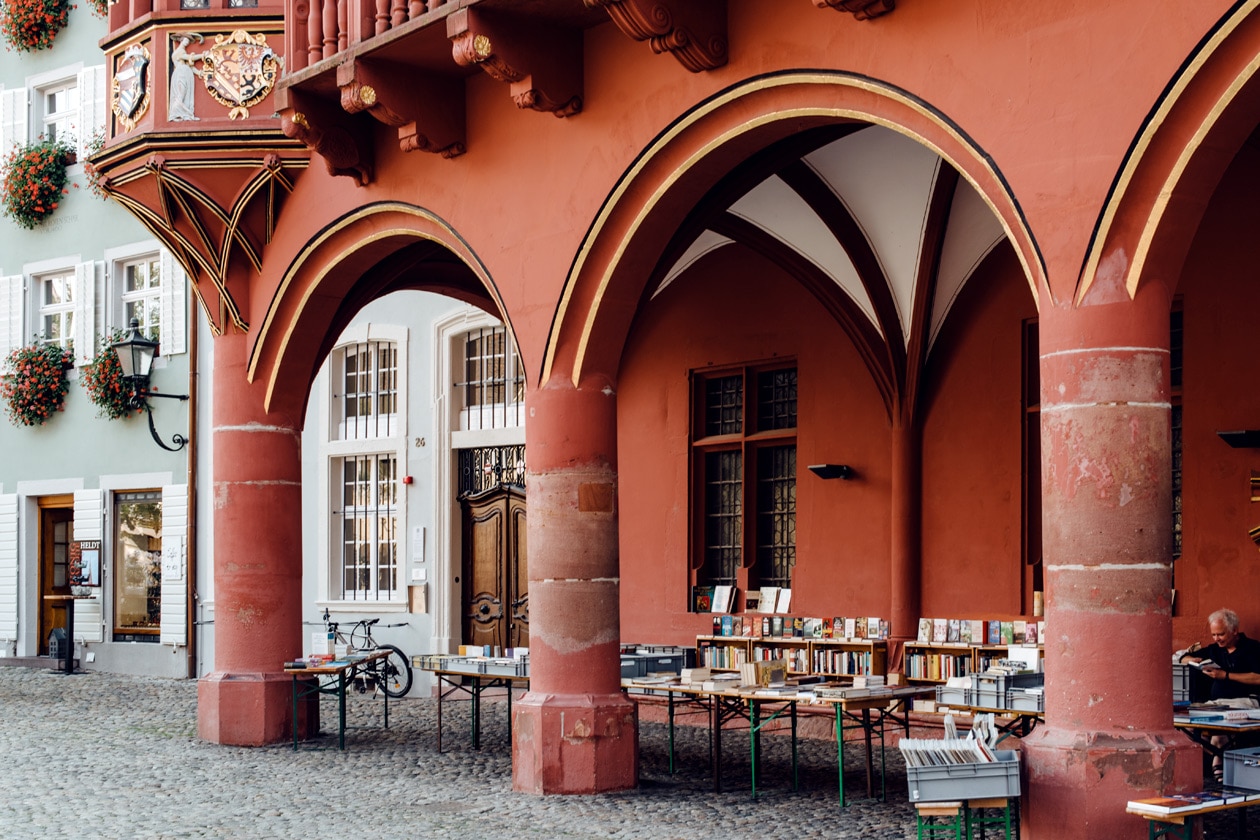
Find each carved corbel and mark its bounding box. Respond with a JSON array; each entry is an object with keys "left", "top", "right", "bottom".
[
  {"left": 584, "top": 0, "right": 727, "bottom": 72},
  {"left": 337, "top": 59, "right": 466, "bottom": 157},
  {"left": 447, "top": 8, "right": 583, "bottom": 117},
  {"left": 811, "top": 0, "right": 895, "bottom": 20},
  {"left": 275, "top": 87, "right": 373, "bottom": 186}
]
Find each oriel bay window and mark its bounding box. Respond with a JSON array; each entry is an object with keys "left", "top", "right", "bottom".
[
  {"left": 692, "top": 365, "right": 798, "bottom": 604},
  {"left": 114, "top": 491, "right": 162, "bottom": 638}
]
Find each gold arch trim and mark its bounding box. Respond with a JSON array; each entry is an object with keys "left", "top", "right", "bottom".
[
  {"left": 1079, "top": 1, "right": 1260, "bottom": 305},
  {"left": 545, "top": 72, "right": 1041, "bottom": 388},
  {"left": 251, "top": 202, "right": 508, "bottom": 411}
]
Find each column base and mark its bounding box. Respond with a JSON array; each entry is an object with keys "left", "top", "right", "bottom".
[
  {"left": 512, "top": 691, "right": 638, "bottom": 794},
  {"left": 198, "top": 671, "right": 316, "bottom": 746},
  {"left": 1022, "top": 726, "right": 1202, "bottom": 838}
]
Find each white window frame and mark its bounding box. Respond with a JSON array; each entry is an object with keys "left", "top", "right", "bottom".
[
  {"left": 24, "top": 62, "right": 103, "bottom": 171},
  {"left": 36, "top": 269, "right": 76, "bottom": 350},
  {"left": 103, "top": 241, "right": 187, "bottom": 357},
  {"left": 318, "top": 323, "right": 408, "bottom": 610},
  {"left": 456, "top": 324, "right": 524, "bottom": 432}
]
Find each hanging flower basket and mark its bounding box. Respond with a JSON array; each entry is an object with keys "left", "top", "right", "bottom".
[
  {"left": 0, "top": 0, "right": 71, "bottom": 52},
  {"left": 80, "top": 330, "right": 139, "bottom": 420},
  {"left": 1, "top": 137, "right": 74, "bottom": 229},
  {"left": 0, "top": 342, "right": 72, "bottom": 427},
  {"left": 86, "top": 0, "right": 107, "bottom": 18}
]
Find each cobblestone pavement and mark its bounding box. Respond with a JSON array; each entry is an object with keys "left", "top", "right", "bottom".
[{"left": 0, "top": 666, "right": 1252, "bottom": 839}]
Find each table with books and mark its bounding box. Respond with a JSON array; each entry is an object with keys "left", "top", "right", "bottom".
[
  {"left": 1174, "top": 705, "right": 1260, "bottom": 763},
  {"left": 282, "top": 648, "right": 394, "bottom": 750},
  {"left": 414, "top": 653, "right": 530, "bottom": 752},
  {"left": 622, "top": 671, "right": 933, "bottom": 804},
  {"left": 1126, "top": 786, "right": 1260, "bottom": 839}
]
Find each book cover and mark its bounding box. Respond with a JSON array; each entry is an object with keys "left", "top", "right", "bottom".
[
  {"left": 932, "top": 618, "right": 948, "bottom": 643},
  {"left": 1000, "top": 621, "right": 1014, "bottom": 644},
  {"left": 946, "top": 619, "right": 961, "bottom": 643},
  {"left": 792, "top": 616, "right": 804, "bottom": 637},
  {"left": 693, "top": 586, "right": 715, "bottom": 613},
  {"left": 987, "top": 620, "right": 1002, "bottom": 645},
  {"left": 959, "top": 620, "right": 973, "bottom": 644},
  {"left": 879, "top": 619, "right": 890, "bottom": 639},
  {"left": 759, "top": 586, "right": 779, "bottom": 613},
  {"left": 854, "top": 618, "right": 867, "bottom": 640},
  {"left": 970, "top": 619, "right": 986, "bottom": 643},
  {"left": 845, "top": 617, "right": 857, "bottom": 639},
  {"left": 776, "top": 588, "right": 793, "bottom": 613},
  {"left": 822, "top": 617, "right": 833, "bottom": 638},
  {"left": 712, "top": 616, "right": 722, "bottom": 636},
  {"left": 803, "top": 617, "right": 822, "bottom": 639},
  {"left": 833, "top": 616, "right": 846, "bottom": 638},
  {"left": 917, "top": 617, "right": 933, "bottom": 643},
  {"left": 761, "top": 616, "right": 771, "bottom": 637},
  {"left": 1024, "top": 621, "right": 1039, "bottom": 645},
  {"left": 1127, "top": 797, "right": 1201, "bottom": 816},
  {"left": 867, "top": 617, "right": 880, "bottom": 638},
  {"left": 770, "top": 616, "right": 783, "bottom": 637},
  {"left": 712, "top": 585, "right": 735, "bottom": 613},
  {"left": 1013, "top": 620, "right": 1027, "bottom": 644},
  {"left": 721, "top": 615, "right": 734, "bottom": 637}
]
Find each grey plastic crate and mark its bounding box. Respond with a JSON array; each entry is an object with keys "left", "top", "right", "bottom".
[
  {"left": 906, "top": 750, "right": 1021, "bottom": 803},
  {"left": 935, "top": 685, "right": 968, "bottom": 706},
  {"left": 1173, "top": 663, "right": 1192, "bottom": 704},
  {"left": 620, "top": 656, "right": 647, "bottom": 679},
  {"left": 1006, "top": 688, "right": 1044, "bottom": 712},
  {"left": 1225, "top": 746, "right": 1260, "bottom": 790}
]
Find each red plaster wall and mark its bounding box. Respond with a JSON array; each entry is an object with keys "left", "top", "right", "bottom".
[
  {"left": 617, "top": 244, "right": 892, "bottom": 646},
  {"left": 1172, "top": 138, "right": 1260, "bottom": 647}
]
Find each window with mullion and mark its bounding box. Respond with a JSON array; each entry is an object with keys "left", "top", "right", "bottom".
[
  {"left": 39, "top": 272, "right": 74, "bottom": 348},
  {"left": 121, "top": 257, "right": 162, "bottom": 341},
  {"left": 337, "top": 453, "right": 398, "bottom": 601},
  {"left": 338, "top": 340, "right": 397, "bottom": 440},
  {"left": 692, "top": 364, "right": 797, "bottom": 603}
]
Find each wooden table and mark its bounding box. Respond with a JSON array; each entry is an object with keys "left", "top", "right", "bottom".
[
  {"left": 421, "top": 664, "right": 530, "bottom": 752},
  {"left": 283, "top": 649, "right": 393, "bottom": 750},
  {"left": 42, "top": 594, "right": 93, "bottom": 675},
  {"left": 1174, "top": 715, "right": 1260, "bottom": 763}
]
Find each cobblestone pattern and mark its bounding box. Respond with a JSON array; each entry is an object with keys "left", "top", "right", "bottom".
[{"left": 0, "top": 667, "right": 1250, "bottom": 838}]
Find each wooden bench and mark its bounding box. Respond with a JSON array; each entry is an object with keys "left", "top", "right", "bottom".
[
  {"left": 914, "top": 797, "right": 1016, "bottom": 839},
  {"left": 1126, "top": 796, "right": 1257, "bottom": 840}
]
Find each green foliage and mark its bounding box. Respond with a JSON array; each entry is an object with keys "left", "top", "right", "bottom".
[
  {"left": 0, "top": 342, "right": 71, "bottom": 427},
  {"left": 1, "top": 136, "right": 74, "bottom": 229}
]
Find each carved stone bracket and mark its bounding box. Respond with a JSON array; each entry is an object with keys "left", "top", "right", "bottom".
[
  {"left": 584, "top": 0, "right": 727, "bottom": 72},
  {"left": 275, "top": 87, "right": 374, "bottom": 185},
  {"left": 812, "top": 0, "right": 895, "bottom": 20},
  {"left": 337, "top": 59, "right": 467, "bottom": 156},
  {"left": 448, "top": 8, "right": 583, "bottom": 117}
]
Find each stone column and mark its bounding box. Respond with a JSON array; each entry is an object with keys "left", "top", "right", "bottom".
[
  {"left": 197, "top": 330, "right": 309, "bottom": 746},
  {"left": 1022, "top": 283, "right": 1199, "bottom": 837},
  {"left": 512, "top": 375, "right": 638, "bottom": 794},
  {"left": 889, "top": 416, "right": 922, "bottom": 663}
]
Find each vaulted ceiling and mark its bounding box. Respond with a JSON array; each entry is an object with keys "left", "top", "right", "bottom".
[{"left": 651, "top": 124, "right": 1014, "bottom": 419}]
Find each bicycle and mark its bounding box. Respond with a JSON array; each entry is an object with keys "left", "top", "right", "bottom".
[{"left": 321, "top": 609, "right": 414, "bottom": 698}]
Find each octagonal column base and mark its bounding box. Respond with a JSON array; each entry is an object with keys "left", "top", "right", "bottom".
[
  {"left": 198, "top": 671, "right": 316, "bottom": 746},
  {"left": 512, "top": 691, "right": 638, "bottom": 794}
]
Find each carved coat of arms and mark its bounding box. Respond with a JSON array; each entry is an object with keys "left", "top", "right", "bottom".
[
  {"left": 199, "top": 30, "right": 283, "bottom": 120},
  {"left": 111, "top": 44, "right": 151, "bottom": 132}
]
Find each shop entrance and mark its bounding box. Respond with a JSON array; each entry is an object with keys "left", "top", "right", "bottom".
[{"left": 38, "top": 498, "right": 74, "bottom": 655}]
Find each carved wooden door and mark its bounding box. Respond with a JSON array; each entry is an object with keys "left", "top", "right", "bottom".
[{"left": 460, "top": 485, "right": 528, "bottom": 651}]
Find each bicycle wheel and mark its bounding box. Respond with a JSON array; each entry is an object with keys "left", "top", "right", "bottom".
[{"left": 374, "top": 644, "right": 413, "bottom": 698}]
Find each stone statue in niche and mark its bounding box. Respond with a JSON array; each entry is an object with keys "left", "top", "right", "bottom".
[{"left": 168, "top": 33, "right": 205, "bottom": 121}]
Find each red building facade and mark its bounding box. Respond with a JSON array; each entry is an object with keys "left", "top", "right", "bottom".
[{"left": 94, "top": 1, "right": 1260, "bottom": 835}]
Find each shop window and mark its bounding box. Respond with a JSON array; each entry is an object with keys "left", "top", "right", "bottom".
[
  {"left": 691, "top": 364, "right": 797, "bottom": 599},
  {"left": 114, "top": 490, "right": 162, "bottom": 636},
  {"left": 333, "top": 453, "right": 398, "bottom": 601}
]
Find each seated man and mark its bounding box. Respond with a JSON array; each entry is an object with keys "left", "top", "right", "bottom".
[
  {"left": 1181, "top": 608, "right": 1260, "bottom": 780},
  {"left": 1183, "top": 608, "right": 1260, "bottom": 700}
]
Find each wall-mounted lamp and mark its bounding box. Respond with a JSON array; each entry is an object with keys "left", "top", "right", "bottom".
[
  {"left": 1218, "top": 430, "right": 1260, "bottom": 449},
  {"left": 112, "top": 318, "right": 190, "bottom": 452},
  {"left": 808, "top": 463, "right": 854, "bottom": 480}
]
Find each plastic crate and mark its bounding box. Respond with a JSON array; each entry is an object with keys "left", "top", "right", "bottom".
[
  {"left": 1224, "top": 747, "right": 1260, "bottom": 790},
  {"left": 1173, "top": 663, "right": 1192, "bottom": 704},
  {"left": 971, "top": 672, "right": 1044, "bottom": 708},
  {"left": 620, "top": 656, "right": 648, "bottom": 679},
  {"left": 1006, "top": 688, "right": 1044, "bottom": 712},
  {"left": 935, "top": 685, "right": 968, "bottom": 706},
  {"left": 906, "top": 750, "right": 1021, "bottom": 803}
]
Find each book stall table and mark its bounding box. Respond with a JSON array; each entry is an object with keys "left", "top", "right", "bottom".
[
  {"left": 283, "top": 649, "right": 393, "bottom": 750},
  {"left": 1173, "top": 714, "right": 1260, "bottom": 763},
  {"left": 622, "top": 678, "right": 933, "bottom": 805},
  {"left": 415, "top": 655, "right": 530, "bottom": 752},
  {"left": 1127, "top": 790, "right": 1260, "bottom": 840}
]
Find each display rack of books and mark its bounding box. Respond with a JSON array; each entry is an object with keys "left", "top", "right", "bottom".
[
  {"left": 974, "top": 643, "right": 1043, "bottom": 673},
  {"left": 751, "top": 638, "right": 810, "bottom": 674},
  {"left": 904, "top": 642, "right": 973, "bottom": 683},
  {"left": 696, "top": 636, "right": 751, "bottom": 671},
  {"left": 811, "top": 638, "right": 888, "bottom": 679}
]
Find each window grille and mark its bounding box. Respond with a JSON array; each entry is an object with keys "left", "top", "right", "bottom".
[
  {"left": 335, "top": 453, "right": 398, "bottom": 600},
  {"left": 458, "top": 445, "right": 526, "bottom": 497},
  {"left": 459, "top": 326, "right": 524, "bottom": 431},
  {"left": 336, "top": 340, "right": 398, "bottom": 440}
]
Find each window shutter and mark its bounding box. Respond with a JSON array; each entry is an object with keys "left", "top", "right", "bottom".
[
  {"left": 0, "top": 274, "right": 23, "bottom": 356},
  {"left": 75, "top": 66, "right": 106, "bottom": 162},
  {"left": 159, "top": 484, "right": 187, "bottom": 646},
  {"left": 72, "top": 490, "right": 104, "bottom": 643},
  {"left": 74, "top": 261, "right": 98, "bottom": 366},
  {"left": 158, "top": 250, "right": 186, "bottom": 356},
  {"left": 0, "top": 494, "right": 17, "bottom": 642},
  {"left": 0, "top": 87, "right": 27, "bottom": 175}
]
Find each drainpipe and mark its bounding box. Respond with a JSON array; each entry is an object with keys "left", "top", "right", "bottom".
[{"left": 185, "top": 298, "right": 198, "bottom": 679}]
